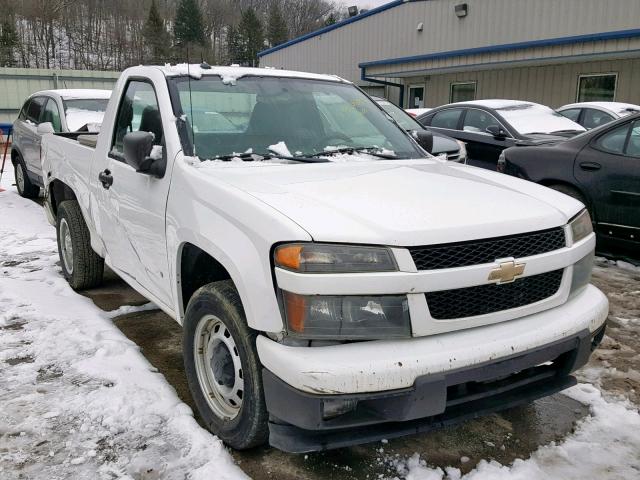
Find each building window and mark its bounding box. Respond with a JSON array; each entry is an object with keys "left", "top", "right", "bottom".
[
  {"left": 450, "top": 82, "right": 476, "bottom": 103},
  {"left": 577, "top": 74, "right": 617, "bottom": 102},
  {"left": 408, "top": 85, "right": 425, "bottom": 108}
]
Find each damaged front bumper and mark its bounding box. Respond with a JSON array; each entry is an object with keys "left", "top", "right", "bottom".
[{"left": 257, "top": 285, "right": 608, "bottom": 452}]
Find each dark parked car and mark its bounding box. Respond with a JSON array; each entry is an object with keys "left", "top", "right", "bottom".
[
  {"left": 499, "top": 113, "right": 640, "bottom": 256},
  {"left": 417, "top": 99, "right": 585, "bottom": 170},
  {"left": 372, "top": 96, "right": 466, "bottom": 162}
]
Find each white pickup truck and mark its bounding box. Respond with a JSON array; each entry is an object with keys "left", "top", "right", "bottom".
[{"left": 41, "top": 64, "right": 608, "bottom": 453}]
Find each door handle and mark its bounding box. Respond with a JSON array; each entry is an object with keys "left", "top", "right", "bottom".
[
  {"left": 580, "top": 162, "right": 601, "bottom": 171},
  {"left": 98, "top": 169, "right": 113, "bottom": 189}
]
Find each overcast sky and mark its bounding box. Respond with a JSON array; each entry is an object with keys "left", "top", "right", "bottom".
[{"left": 340, "top": 0, "right": 392, "bottom": 10}]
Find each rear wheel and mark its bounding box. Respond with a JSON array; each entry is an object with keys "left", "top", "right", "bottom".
[
  {"left": 14, "top": 157, "right": 40, "bottom": 198},
  {"left": 56, "top": 200, "right": 104, "bottom": 290},
  {"left": 183, "top": 280, "right": 268, "bottom": 450}
]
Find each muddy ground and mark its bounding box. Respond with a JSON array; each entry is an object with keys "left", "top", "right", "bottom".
[{"left": 77, "top": 257, "right": 640, "bottom": 480}]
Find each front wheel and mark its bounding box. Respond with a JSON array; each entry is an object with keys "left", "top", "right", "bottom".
[{"left": 183, "top": 280, "right": 268, "bottom": 450}]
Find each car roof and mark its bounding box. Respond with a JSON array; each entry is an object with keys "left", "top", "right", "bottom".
[
  {"left": 446, "top": 99, "right": 545, "bottom": 110},
  {"left": 558, "top": 101, "right": 640, "bottom": 116},
  {"left": 147, "top": 64, "right": 348, "bottom": 84},
  {"left": 31, "top": 89, "right": 112, "bottom": 100}
]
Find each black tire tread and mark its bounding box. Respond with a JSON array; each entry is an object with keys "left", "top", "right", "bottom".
[
  {"left": 183, "top": 280, "right": 269, "bottom": 450},
  {"left": 57, "top": 200, "right": 104, "bottom": 290}
]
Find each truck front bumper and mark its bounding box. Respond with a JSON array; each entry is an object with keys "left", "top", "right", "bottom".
[{"left": 257, "top": 285, "right": 608, "bottom": 452}]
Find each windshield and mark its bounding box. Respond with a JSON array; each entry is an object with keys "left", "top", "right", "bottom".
[
  {"left": 62, "top": 98, "right": 110, "bottom": 132},
  {"left": 376, "top": 99, "right": 423, "bottom": 131},
  {"left": 495, "top": 103, "right": 586, "bottom": 135},
  {"left": 170, "top": 76, "right": 424, "bottom": 160}
]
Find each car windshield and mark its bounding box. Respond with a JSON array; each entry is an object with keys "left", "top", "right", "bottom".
[
  {"left": 63, "top": 98, "right": 110, "bottom": 132},
  {"left": 375, "top": 99, "right": 423, "bottom": 131},
  {"left": 496, "top": 103, "right": 586, "bottom": 135},
  {"left": 170, "top": 75, "right": 424, "bottom": 161}
]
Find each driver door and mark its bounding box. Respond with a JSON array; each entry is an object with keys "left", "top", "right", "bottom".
[{"left": 93, "top": 79, "right": 174, "bottom": 307}]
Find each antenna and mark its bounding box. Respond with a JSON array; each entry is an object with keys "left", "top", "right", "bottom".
[{"left": 186, "top": 43, "right": 196, "bottom": 157}]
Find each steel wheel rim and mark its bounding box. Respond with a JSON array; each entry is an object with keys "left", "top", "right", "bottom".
[
  {"left": 59, "top": 218, "right": 74, "bottom": 275},
  {"left": 16, "top": 164, "right": 25, "bottom": 192},
  {"left": 194, "top": 314, "right": 243, "bottom": 420}
]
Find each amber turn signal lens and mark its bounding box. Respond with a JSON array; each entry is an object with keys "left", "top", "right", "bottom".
[
  {"left": 283, "top": 291, "right": 306, "bottom": 332},
  {"left": 274, "top": 244, "right": 303, "bottom": 271}
]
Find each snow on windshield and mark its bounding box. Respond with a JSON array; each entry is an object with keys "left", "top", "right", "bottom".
[{"left": 497, "top": 103, "right": 586, "bottom": 135}]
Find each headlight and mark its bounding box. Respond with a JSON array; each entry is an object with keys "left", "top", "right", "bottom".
[
  {"left": 281, "top": 291, "right": 411, "bottom": 339},
  {"left": 456, "top": 140, "right": 467, "bottom": 163},
  {"left": 274, "top": 243, "right": 397, "bottom": 273},
  {"left": 569, "top": 209, "right": 593, "bottom": 243}
]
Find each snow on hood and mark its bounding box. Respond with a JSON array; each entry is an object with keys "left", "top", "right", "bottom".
[{"left": 195, "top": 158, "right": 583, "bottom": 246}]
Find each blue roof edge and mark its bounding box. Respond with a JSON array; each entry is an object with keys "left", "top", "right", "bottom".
[
  {"left": 359, "top": 28, "right": 640, "bottom": 68},
  {"left": 258, "top": 0, "right": 407, "bottom": 57}
]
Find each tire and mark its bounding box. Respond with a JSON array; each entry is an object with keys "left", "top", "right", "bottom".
[
  {"left": 56, "top": 200, "right": 104, "bottom": 290},
  {"left": 183, "top": 280, "right": 268, "bottom": 450},
  {"left": 14, "top": 156, "right": 40, "bottom": 198},
  {"left": 548, "top": 184, "right": 590, "bottom": 215}
]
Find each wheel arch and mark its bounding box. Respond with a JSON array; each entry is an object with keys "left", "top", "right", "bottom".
[
  {"left": 48, "top": 179, "right": 78, "bottom": 218},
  {"left": 538, "top": 178, "right": 594, "bottom": 218}
]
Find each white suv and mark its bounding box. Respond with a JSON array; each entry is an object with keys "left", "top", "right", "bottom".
[{"left": 11, "top": 89, "right": 111, "bottom": 198}]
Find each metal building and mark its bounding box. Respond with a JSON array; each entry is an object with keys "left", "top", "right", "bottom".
[{"left": 258, "top": 0, "right": 640, "bottom": 108}]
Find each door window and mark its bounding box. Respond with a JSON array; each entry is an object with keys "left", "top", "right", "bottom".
[
  {"left": 577, "top": 74, "right": 616, "bottom": 102},
  {"left": 582, "top": 108, "right": 615, "bottom": 129},
  {"left": 26, "top": 97, "right": 46, "bottom": 124},
  {"left": 595, "top": 124, "right": 629, "bottom": 155},
  {"left": 111, "top": 81, "right": 163, "bottom": 158},
  {"left": 430, "top": 108, "right": 463, "bottom": 130},
  {"left": 408, "top": 86, "right": 425, "bottom": 108},
  {"left": 625, "top": 121, "right": 640, "bottom": 157},
  {"left": 450, "top": 82, "right": 476, "bottom": 103},
  {"left": 462, "top": 109, "right": 501, "bottom": 134},
  {"left": 559, "top": 108, "right": 581, "bottom": 122},
  {"left": 41, "top": 99, "right": 62, "bottom": 132}
]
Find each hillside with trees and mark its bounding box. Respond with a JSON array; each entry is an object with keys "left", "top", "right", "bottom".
[{"left": 0, "top": 0, "right": 344, "bottom": 70}]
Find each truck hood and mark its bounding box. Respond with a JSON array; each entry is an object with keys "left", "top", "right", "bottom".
[{"left": 199, "top": 159, "right": 583, "bottom": 246}]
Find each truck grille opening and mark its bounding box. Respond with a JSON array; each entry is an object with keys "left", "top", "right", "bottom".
[
  {"left": 408, "top": 227, "right": 566, "bottom": 270},
  {"left": 425, "top": 269, "right": 564, "bottom": 319}
]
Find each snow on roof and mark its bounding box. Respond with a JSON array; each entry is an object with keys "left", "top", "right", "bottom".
[
  {"left": 157, "top": 64, "right": 348, "bottom": 85},
  {"left": 34, "top": 89, "right": 112, "bottom": 100},
  {"left": 559, "top": 101, "right": 640, "bottom": 117},
  {"left": 452, "top": 99, "right": 537, "bottom": 109}
]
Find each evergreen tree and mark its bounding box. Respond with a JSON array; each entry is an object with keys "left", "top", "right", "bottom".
[
  {"left": 324, "top": 13, "right": 338, "bottom": 26},
  {"left": 0, "top": 17, "right": 18, "bottom": 67},
  {"left": 174, "top": 0, "right": 205, "bottom": 47},
  {"left": 143, "top": 0, "right": 170, "bottom": 64},
  {"left": 227, "top": 25, "right": 241, "bottom": 63},
  {"left": 267, "top": 2, "right": 288, "bottom": 47},
  {"left": 237, "top": 8, "right": 264, "bottom": 66}
]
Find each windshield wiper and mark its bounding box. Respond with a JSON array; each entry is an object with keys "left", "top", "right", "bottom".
[
  {"left": 306, "top": 146, "right": 398, "bottom": 159},
  {"left": 212, "top": 151, "right": 329, "bottom": 163}
]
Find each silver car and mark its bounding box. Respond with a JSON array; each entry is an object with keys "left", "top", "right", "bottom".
[{"left": 11, "top": 89, "right": 111, "bottom": 197}]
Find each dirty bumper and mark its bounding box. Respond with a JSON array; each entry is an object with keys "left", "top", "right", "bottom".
[{"left": 263, "top": 326, "right": 605, "bottom": 453}]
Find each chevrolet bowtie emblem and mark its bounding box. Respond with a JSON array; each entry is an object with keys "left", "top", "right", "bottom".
[{"left": 488, "top": 260, "right": 525, "bottom": 283}]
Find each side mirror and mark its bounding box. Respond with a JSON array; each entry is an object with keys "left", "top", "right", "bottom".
[
  {"left": 123, "top": 131, "right": 155, "bottom": 173},
  {"left": 37, "top": 122, "right": 55, "bottom": 135},
  {"left": 486, "top": 125, "right": 507, "bottom": 139},
  {"left": 411, "top": 129, "right": 434, "bottom": 153}
]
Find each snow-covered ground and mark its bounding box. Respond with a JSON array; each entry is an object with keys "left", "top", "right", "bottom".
[{"left": 1, "top": 162, "right": 639, "bottom": 479}]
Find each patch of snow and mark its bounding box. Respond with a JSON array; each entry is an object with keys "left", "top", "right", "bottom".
[
  {"left": 105, "top": 302, "right": 159, "bottom": 319},
  {"left": 149, "top": 145, "right": 163, "bottom": 161},
  {"left": 268, "top": 141, "right": 292, "bottom": 157},
  {"left": 65, "top": 109, "right": 106, "bottom": 132},
  {"left": 0, "top": 167, "right": 246, "bottom": 479},
  {"left": 387, "top": 383, "right": 640, "bottom": 479}
]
